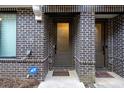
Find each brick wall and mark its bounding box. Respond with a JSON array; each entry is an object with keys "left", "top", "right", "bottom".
[
  {"left": 74, "top": 12, "right": 95, "bottom": 84},
  {"left": 73, "top": 14, "right": 81, "bottom": 77},
  {"left": 0, "top": 8, "right": 48, "bottom": 80},
  {"left": 45, "top": 15, "right": 55, "bottom": 70},
  {"left": 106, "top": 14, "right": 124, "bottom": 77},
  {"left": 16, "top": 8, "right": 45, "bottom": 59},
  {"left": 105, "top": 19, "right": 114, "bottom": 70},
  {"left": 0, "top": 60, "right": 48, "bottom": 80},
  {"left": 113, "top": 15, "right": 124, "bottom": 77}
]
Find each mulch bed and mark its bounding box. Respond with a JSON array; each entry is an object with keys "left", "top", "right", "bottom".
[{"left": 0, "top": 78, "right": 40, "bottom": 88}]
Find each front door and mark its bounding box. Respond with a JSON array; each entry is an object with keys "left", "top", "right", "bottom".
[
  {"left": 54, "top": 23, "right": 72, "bottom": 67},
  {"left": 96, "top": 23, "right": 105, "bottom": 68}
]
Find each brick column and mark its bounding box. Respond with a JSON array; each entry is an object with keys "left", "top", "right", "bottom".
[{"left": 75, "top": 12, "right": 95, "bottom": 84}]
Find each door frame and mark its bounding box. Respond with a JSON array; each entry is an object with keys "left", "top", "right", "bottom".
[{"left": 53, "top": 18, "right": 74, "bottom": 67}]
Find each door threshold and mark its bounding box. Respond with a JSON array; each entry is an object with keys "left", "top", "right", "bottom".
[
  {"left": 52, "top": 66, "right": 75, "bottom": 70},
  {"left": 96, "top": 67, "right": 108, "bottom": 71}
]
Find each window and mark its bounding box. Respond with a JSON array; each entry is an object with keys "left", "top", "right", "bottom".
[{"left": 0, "top": 13, "right": 16, "bottom": 57}]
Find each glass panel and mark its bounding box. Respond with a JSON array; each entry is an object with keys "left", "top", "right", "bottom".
[
  {"left": 57, "top": 23, "right": 69, "bottom": 52},
  {"left": 0, "top": 14, "right": 16, "bottom": 57}
]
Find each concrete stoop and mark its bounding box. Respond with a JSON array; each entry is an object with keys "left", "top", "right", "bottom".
[
  {"left": 38, "top": 70, "right": 85, "bottom": 88},
  {"left": 94, "top": 72, "right": 124, "bottom": 88}
]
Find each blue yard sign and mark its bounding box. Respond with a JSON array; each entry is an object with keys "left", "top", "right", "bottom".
[{"left": 28, "top": 66, "right": 39, "bottom": 75}]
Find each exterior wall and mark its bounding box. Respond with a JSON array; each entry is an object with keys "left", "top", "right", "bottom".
[
  {"left": 105, "top": 19, "right": 113, "bottom": 70},
  {"left": 74, "top": 12, "right": 95, "bottom": 83},
  {"left": 45, "top": 16, "right": 55, "bottom": 70},
  {"left": 16, "top": 8, "right": 45, "bottom": 59},
  {"left": 73, "top": 14, "right": 80, "bottom": 74},
  {"left": 0, "top": 8, "right": 48, "bottom": 80},
  {"left": 1, "top": 6, "right": 124, "bottom": 84},
  {"left": 113, "top": 15, "right": 124, "bottom": 77},
  {"left": 0, "top": 60, "right": 48, "bottom": 80},
  {"left": 106, "top": 14, "right": 124, "bottom": 77}
]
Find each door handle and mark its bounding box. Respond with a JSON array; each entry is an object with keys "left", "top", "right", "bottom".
[
  {"left": 54, "top": 45, "right": 56, "bottom": 54},
  {"left": 102, "top": 46, "right": 105, "bottom": 55}
]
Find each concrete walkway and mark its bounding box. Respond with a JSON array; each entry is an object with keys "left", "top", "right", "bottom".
[
  {"left": 94, "top": 72, "right": 124, "bottom": 88},
  {"left": 38, "top": 70, "right": 85, "bottom": 88}
]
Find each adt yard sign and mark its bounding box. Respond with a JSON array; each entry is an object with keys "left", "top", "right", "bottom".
[{"left": 28, "top": 66, "right": 39, "bottom": 75}]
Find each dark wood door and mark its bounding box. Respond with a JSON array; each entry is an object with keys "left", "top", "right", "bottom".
[
  {"left": 54, "top": 23, "right": 72, "bottom": 67},
  {"left": 96, "top": 23, "right": 105, "bottom": 68}
]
